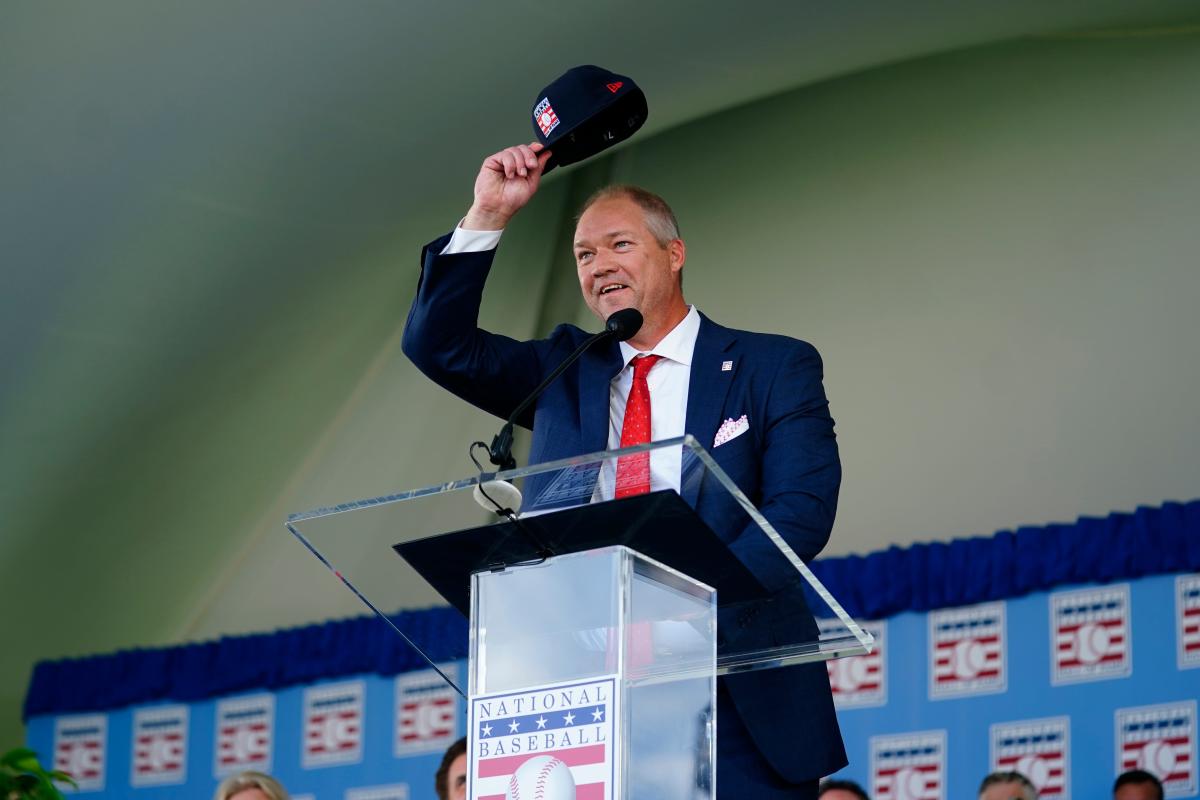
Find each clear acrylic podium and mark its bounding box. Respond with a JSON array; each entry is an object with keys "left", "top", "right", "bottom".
[{"left": 287, "top": 436, "right": 873, "bottom": 800}]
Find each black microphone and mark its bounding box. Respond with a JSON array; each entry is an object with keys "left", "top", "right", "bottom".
[{"left": 487, "top": 309, "right": 643, "bottom": 470}]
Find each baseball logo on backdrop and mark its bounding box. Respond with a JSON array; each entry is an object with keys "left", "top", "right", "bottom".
[
  {"left": 1176, "top": 574, "right": 1200, "bottom": 670},
  {"left": 990, "top": 717, "right": 1070, "bottom": 800},
  {"left": 470, "top": 676, "right": 617, "bottom": 800},
  {"left": 1116, "top": 701, "right": 1197, "bottom": 798},
  {"left": 822, "top": 618, "right": 886, "bottom": 709},
  {"left": 395, "top": 665, "right": 459, "bottom": 756},
  {"left": 215, "top": 693, "right": 274, "bottom": 776},
  {"left": 1050, "top": 584, "right": 1132, "bottom": 685},
  {"left": 131, "top": 705, "right": 188, "bottom": 787},
  {"left": 53, "top": 714, "right": 107, "bottom": 793},
  {"left": 869, "top": 729, "right": 946, "bottom": 800},
  {"left": 303, "top": 680, "right": 365, "bottom": 768},
  {"left": 928, "top": 601, "right": 1007, "bottom": 699}
]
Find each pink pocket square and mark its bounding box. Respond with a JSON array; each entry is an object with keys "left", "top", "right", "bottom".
[{"left": 714, "top": 415, "right": 749, "bottom": 448}]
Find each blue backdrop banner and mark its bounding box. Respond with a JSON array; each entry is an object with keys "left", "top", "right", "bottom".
[{"left": 23, "top": 499, "right": 1200, "bottom": 799}]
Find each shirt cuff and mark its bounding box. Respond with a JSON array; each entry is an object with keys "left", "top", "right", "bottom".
[{"left": 441, "top": 224, "right": 504, "bottom": 255}]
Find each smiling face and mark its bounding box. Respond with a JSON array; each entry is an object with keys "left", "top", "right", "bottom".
[{"left": 573, "top": 194, "right": 687, "bottom": 349}]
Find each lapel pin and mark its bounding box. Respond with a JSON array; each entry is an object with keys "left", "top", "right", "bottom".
[{"left": 721, "top": 360, "right": 733, "bottom": 372}]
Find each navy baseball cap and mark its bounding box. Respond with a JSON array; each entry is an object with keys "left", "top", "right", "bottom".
[{"left": 532, "top": 65, "right": 648, "bottom": 172}]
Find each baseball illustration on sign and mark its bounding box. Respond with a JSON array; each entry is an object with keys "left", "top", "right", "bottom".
[
  {"left": 469, "top": 676, "right": 617, "bottom": 800},
  {"left": 1177, "top": 574, "right": 1200, "bottom": 670},
  {"left": 990, "top": 717, "right": 1070, "bottom": 800},
  {"left": 53, "top": 714, "right": 107, "bottom": 793},
  {"left": 303, "top": 680, "right": 365, "bottom": 768},
  {"left": 870, "top": 729, "right": 946, "bottom": 800},
  {"left": 1116, "top": 701, "right": 1197, "bottom": 798},
  {"left": 1051, "top": 584, "right": 1131, "bottom": 685},
  {"left": 928, "top": 601, "right": 1006, "bottom": 699},
  {"left": 823, "top": 619, "right": 886, "bottom": 709},
  {"left": 131, "top": 705, "right": 188, "bottom": 787},
  {"left": 395, "top": 666, "right": 459, "bottom": 756},
  {"left": 215, "top": 693, "right": 274, "bottom": 776}
]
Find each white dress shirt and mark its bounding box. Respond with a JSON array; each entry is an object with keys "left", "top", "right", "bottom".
[
  {"left": 440, "top": 224, "right": 699, "bottom": 495},
  {"left": 607, "top": 306, "right": 699, "bottom": 494}
]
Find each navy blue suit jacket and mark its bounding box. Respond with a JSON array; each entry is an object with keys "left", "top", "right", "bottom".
[{"left": 402, "top": 234, "right": 847, "bottom": 782}]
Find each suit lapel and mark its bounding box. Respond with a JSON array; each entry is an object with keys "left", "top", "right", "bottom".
[
  {"left": 683, "top": 314, "right": 738, "bottom": 505},
  {"left": 579, "top": 337, "right": 624, "bottom": 455}
]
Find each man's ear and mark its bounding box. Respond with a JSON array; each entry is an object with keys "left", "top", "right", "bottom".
[{"left": 669, "top": 238, "right": 686, "bottom": 273}]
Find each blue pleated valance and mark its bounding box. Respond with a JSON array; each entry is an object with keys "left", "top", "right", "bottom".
[{"left": 24, "top": 499, "right": 1199, "bottom": 720}]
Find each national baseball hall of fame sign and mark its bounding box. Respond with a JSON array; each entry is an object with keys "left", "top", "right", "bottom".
[{"left": 469, "top": 676, "right": 618, "bottom": 800}]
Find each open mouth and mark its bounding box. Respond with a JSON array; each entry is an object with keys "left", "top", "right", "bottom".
[{"left": 599, "top": 283, "right": 628, "bottom": 296}]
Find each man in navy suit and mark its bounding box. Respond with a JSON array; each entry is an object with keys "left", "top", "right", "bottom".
[{"left": 403, "top": 142, "right": 845, "bottom": 798}]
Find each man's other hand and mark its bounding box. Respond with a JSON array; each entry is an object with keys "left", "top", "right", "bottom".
[{"left": 463, "top": 142, "right": 553, "bottom": 231}]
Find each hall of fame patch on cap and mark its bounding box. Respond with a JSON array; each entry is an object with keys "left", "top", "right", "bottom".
[
  {"left": 1050, "top": 583, "right": 1131, "bottom": 685},
  {"left": 54, "top": 713, "right": 107, "bottom": 792},
  {"left": 928, "top": 601, "right": 1007, "bottom": 699},
  {"left": 990, "top": 716, "right": 1070, "bottom": 800},
  {"left": 1177, "top": 574, "right": 1200, "bottom": 669},
  {"left": 534, "top": 97, "right": 560, "bottom": 137},
  {"left": 1116, "top": 700, "right": 1197, "bottom": 797},
  {"left": 470, "top": 675, "right": 618, "bottom": 800},
  {"left": 821, "top": 618, "right": 886, "bottom": 709},
  {"left": 131, "top": 704, "right": 188, "bottom": 787},
  {"left": 870, "top": 729, "right": 947, "bottom": 800},
  {"left": 215, "top": 693, "right": 274, "bottom": 776},
  {"left": 395, "top": 665, "right": 459, "bottom": 756},
  {"left": 346, "top": 784, "right": 409, "bottom": 800},
  {"left": 303, "top": 680, "right": 365, "bottom": 768}
]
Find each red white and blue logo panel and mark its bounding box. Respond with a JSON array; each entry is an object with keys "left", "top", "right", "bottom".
[
  {"left": 470, "top": 676, "right": 616, "bottom": 800},
  {"left": 990, "top": 716, "right": 1070, "bottom": 800},
  {"left": 131, "top": 705, "right": 187, "bottom": 787},
  {"left": 1051, "top": 584, "right": 1131, "bottom": 685},
  {"left": 1177, "top": 574, "right": 1200, "bottom": 670},
  {"left": 215, "top": 693, "right": 274, "bottom": 776},
  {"left": 395, "top": 666, "right": 459, "bottom": 756},
  {"left": 1115, "top": 700, "right": 1197, "bottom": 798},
  {"left": 870, "top": 730, "right": 946, "bottom": 800},
  {"left": 54, "top": 714, "right": 107, "bottom": 792},
  {"left": 929, "top": 601, "right": 1006, "bottom": 699},
  {"left": 823, "top": 619, "right": 886, "bottom": 709},
  {"left": 534, "top": 97, "right": 560, "bottom": 137},
  {"left": 303, "top": 680, "right": 365, "bottom": 768}
]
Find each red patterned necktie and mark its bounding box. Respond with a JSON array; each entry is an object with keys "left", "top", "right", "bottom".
[{"left": 615, "top": 354, "right": 663, "bottom": 498}]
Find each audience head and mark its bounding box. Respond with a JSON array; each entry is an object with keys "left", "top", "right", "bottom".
[
  {"left": 435, "top": 736, "right": 468, "bottom": 800},
  {"left": 213, "top": 771, "right": 290, "bottom": 800},
  {"left": 1114, "top": 769, "right": 1164, "bottom": 800},
  {"left": 978, "top": 771, "right": 1037, "bottom": 800},
  {"left": 819, "top": 778, "right": 870, "bottom": 800}
]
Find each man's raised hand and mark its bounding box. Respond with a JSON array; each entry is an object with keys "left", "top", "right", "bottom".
[{"left": 463, "top": 142, "right": 553, "bottom": 231}]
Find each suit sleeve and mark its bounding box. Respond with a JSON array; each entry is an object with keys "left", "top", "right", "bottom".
[
  {"left": 400, "top": 234, "right": 548, "bottom": 427},
  {"left": 728, "top": 340, "right": 841, "bottom": 593}
]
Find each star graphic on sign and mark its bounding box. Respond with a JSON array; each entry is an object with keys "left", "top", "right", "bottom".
[
  {"left": 508, "top": 720, "right": 520, "bottom": 733},
  {"left": 563, "top": 711, "right": 575, "bottom": 726},
  {"left": 591, "top": 707, "right": 604, "bottom": 722},
  {"left": 536, "top": 716, "right": 548, "bottom": 729},
  {"left": 480, "top": 723, "right": 492, "bottom": 737}
]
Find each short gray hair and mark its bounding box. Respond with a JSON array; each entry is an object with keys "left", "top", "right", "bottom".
[
  {"left": 978, "top": 771, "right": 1037, "bottom": 800},
  {"left": 577, "top": 184, "right": 681, "bottom": 248},
  {"left": 214, "top": 771, "right": 290, "bottom": 800}
]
